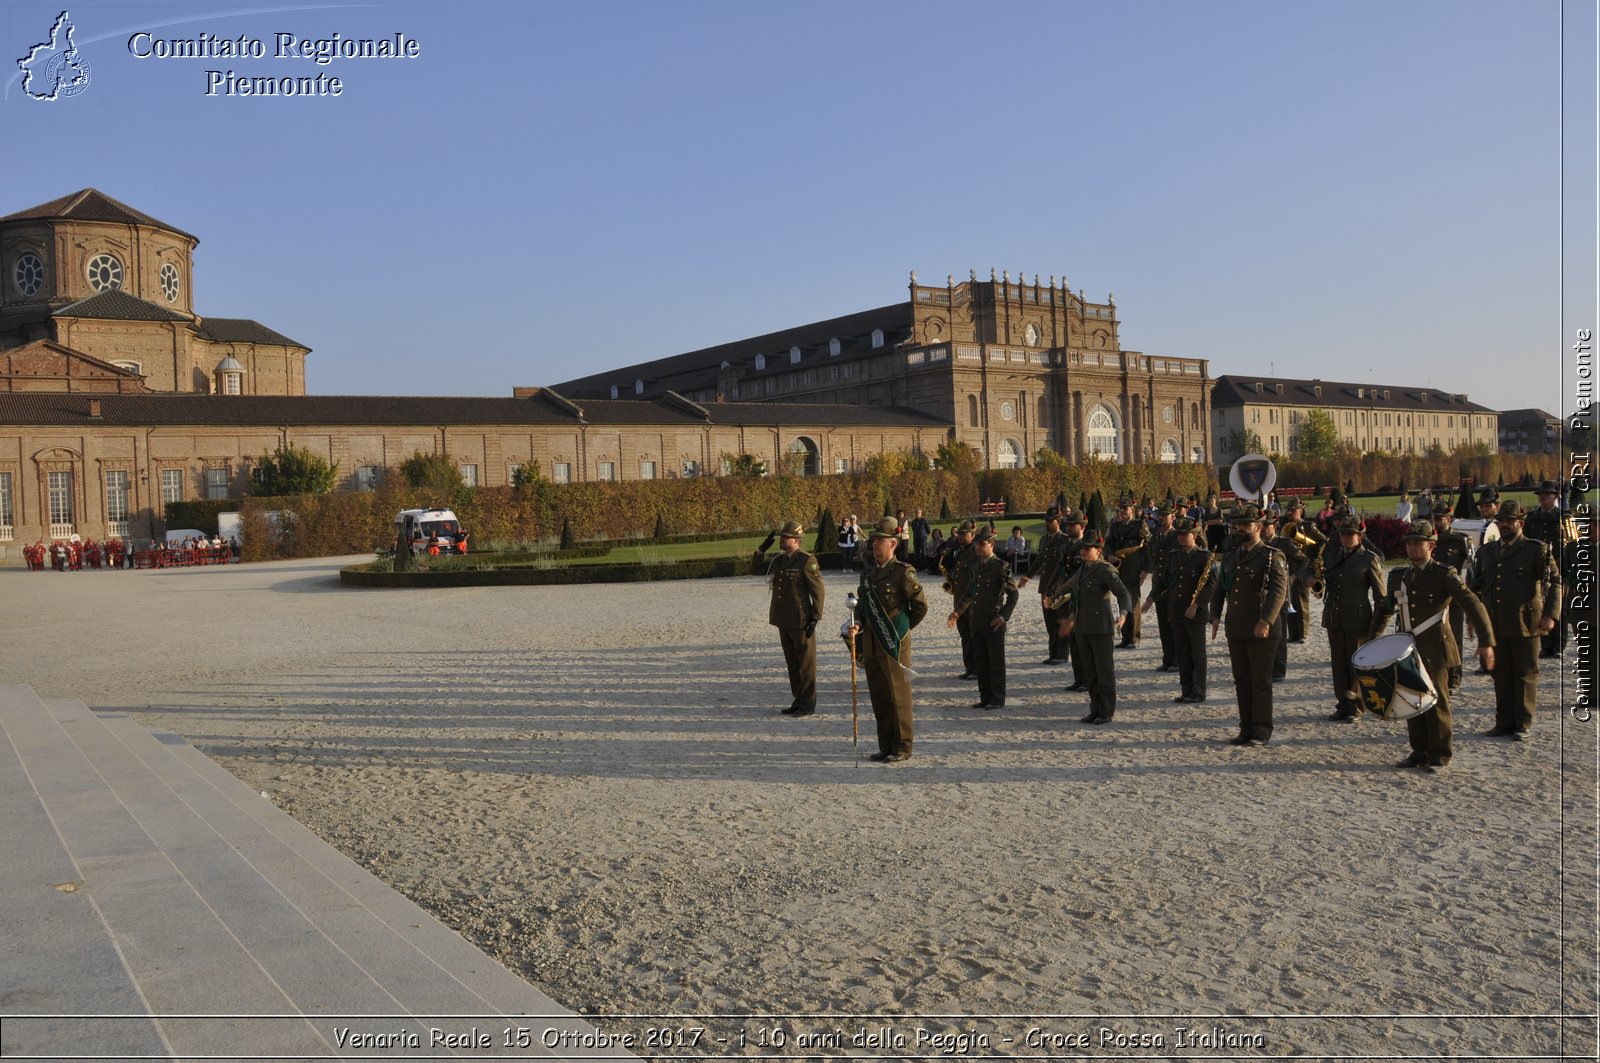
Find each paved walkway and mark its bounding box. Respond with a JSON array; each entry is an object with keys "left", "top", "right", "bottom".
[{"left": 0, "top": 683, "right": 632, "bottom": 1061}]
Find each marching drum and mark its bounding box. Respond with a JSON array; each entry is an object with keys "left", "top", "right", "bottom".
[{"left": 1351, "top": 633, "right": 1438, "bottom": 721}]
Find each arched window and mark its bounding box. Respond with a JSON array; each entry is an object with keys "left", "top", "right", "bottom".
[
  {"left": 1191, "top": 402, "right": 1200, "bottom": 430},
  {"left": 1159, "top": 439, "right": 1180, "bottom": 463},
  {"left": 789, "top": 346, "right": 802, "bottom": 364},
  {"left": 1191, "top": 445, "right": 1205, "bottom": 463},
  {"left": 828, "top": 338, "right": 841, "bottom": 356},
  {"left": 870, "top": 329, "right": 884, "bottom": 349},
  {"left": 996, "top": 438, "right": 1021, "bottom": 469},
  {"left": 634, "top": 379, "right": 644, "bottom": 395},
  {"left": 967, "top": 394, "right": 980, "bottom": 427},
  {"left": 609, "top": 385, "right": 619, "bottom": 399},
  {"left": 1087, "top": 403, "right": 1120, "bottom": 460},
  {"left": 788, "top": 436, "right": 819, "bottom": 476},
  {"left": 755, "top": 354, "right": 767, "bottom": 371}
]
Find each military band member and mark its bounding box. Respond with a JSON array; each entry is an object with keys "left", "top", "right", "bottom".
[
  {"left": 1471, "top": 501, "right": 1563, "bottom": 739},
  {"left": 1430, "top": 508, "right": 1472, "bottom": 693},
  {"left": 949, "top": 526, "right": 1020, "bottom": 709},
  {"left": 938, "top": 521, "right": 979, "bottom": 680},
  {"left": 767, "top": 519, "right": 826, "bottom": 716},
  {"left": 1318, "top": 515, "right": 1387, "bottom": 720},
  {"left": 1145, "top": 517, "right": 1218, "bottom": 702},
  {"left": 1261, "top": 510, "right": 1305, "bottom": 681},
  {"left": 1058, "top": 530, "right": 1134, "bottom": 724},
  {"left": 1281, "top": 497, "right": 1326, "bottom": 644},
  {"left": 1019, "top": 509, "right": 1071, "bottom": 666},
  {"left": 1142, "top": 506, "right": 1181, "bottom": 671},
  {"left": 847, "top": 517, "right": 930, "bottom": 762},
  {"left": 1209, "top": 504, "right": 1289, "bottom": 746},
  {"left": 1106, "top": 498, "right": 1150, "bottom": 648},
  {"left": 1525, "top": 481, "right": 1571, "bottom": 659},
  {"left": 1056, "top": 510, "right": 1089, "bottom": 691},
  {"left": 1371, "top": 521, "right": 1495, "bottom": 772}
]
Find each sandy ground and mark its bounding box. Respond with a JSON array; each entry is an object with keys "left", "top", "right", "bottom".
[{"left": 5, "top": 557, "right": 1595, "bottom": 1059}]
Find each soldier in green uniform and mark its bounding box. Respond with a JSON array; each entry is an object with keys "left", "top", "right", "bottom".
[
  {"left": 1319, "top": 515, "right": 1387, "bottom": 720},
  {"left": 766, "top": 519, "right": 826, "bottom": 716},
  {"left": 949, "top": 526, "right": 1020, "bottom": 709},
  {"left": 1261, "top": 509, "right": 1305, "bottom": 681},
  {"left": 1141, "top": 506, "right": 1181, "bottom": 670},
  {"left": 847, "top": 516, "right": 930, "bottom": 762},
  {"left": 939, "top": 521, "right": 979, "bottom": 680},
  {"left": 1524, "top": 481, "right": 1571, "bottom": 659},
  {"left": 1209, "top": 504, "right": 1289, "bottom": 746},
  {"left": 1371, "top": 521, "right": 1495, "bottom": 772},
  {"left": 1054, "top": 510, "right": 1090, "bottom": 691},
  {"left": 1430, "top": 507, "right": 1473, "bottom": 693},
  {"left": 1058, "top": 530, "right": 1134, "bottom": 724},
  {"left": 1019, "top": 508, "right": 1071, "bottom": 666},
  {"left": 1281, "top": 497, "right": 1326, "bottom": 644},
  {"left": 1471, "top": 501, "right": 1563, "bottom": 739},
  {"left": 1107, "top": 497, "right": 1150, "bottom": 648},
  {"left": 1146, "top": 517, "right": 1218, "bottom": 703}
]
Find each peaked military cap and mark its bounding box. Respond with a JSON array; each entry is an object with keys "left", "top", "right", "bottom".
[
  {"left": 1229, "top": 503, "right": 1264, "bottom": 523},
  {"left": 868, "top": 515, "right": 902, "bottom": 540},
  {"left": 1061, "top": 509, "right": 1086, "bottom": 525},
  {"left": 1403, "top": 520, "right": 1436, "bottom": 542},
  {"left": 1477, "top": 485, "right": 1500, "bottom": 503},
  {"left": 972, "top": 526, "right": 997, "bottom": 543},
  {"left": 1536, "top": 480, "right": 1560, "bottom": 495},
  {"left": 1077, "top": 530, "right": 1106, "bottom": 550},
  {"left": 1495, "top": 500, "right": 1528, "bottom": 520},
  {"left": 776, "top": 519, "right": 805, "bottom": 538}
]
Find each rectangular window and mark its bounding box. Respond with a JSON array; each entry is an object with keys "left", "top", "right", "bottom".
[
  {"left": 0, "top": 471, "right": 13, "bottom": 534},
  {"left": 205, "top": 467, "right": 230, "bottom": 500},
  {"left": 223, "top": 374, "right": 241, "bottom": 395},
  {"left": 460, "top": 463, "right": 479, "bottom": 487},
  {"left": 106, "top": 470, "right": 130, "bottom": 523},
  {"left": 161, "top": 469, "right": 183, "bottom": 504},
  {"left": 834, "top": 457, "right": 848, "bottom": 474},
  {"left": 552, "top": 462, "right": 572, "bottom": 484},
  {"left": 48, "top": 471, "right": 74, "bottom": 528},
  {"left": 681, "top": 460, "right": 700, "bottom": 478},
  {"left": 356, "top": 465, "right": 381, "bottom": 491},
  {"left": 507, "top": 463, "right": 522, "bottom": 486},
  {"left": 640, "top": 460, "right": 656, "bottom": 480},
  {"left": 598, "top": 461, "right": 616, "bottom": 482}
]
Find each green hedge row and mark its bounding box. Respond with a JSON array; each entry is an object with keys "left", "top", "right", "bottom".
[{"left": 341, "top": 556, "right": 747, "bottom": 588}]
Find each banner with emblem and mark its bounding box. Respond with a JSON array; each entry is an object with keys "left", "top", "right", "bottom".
[{"left": 859, "top": 571, "right": 910, "bottom": 658}]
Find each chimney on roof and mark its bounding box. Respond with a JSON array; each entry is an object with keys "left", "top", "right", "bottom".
[{"left": 88, "top": 398, "right": 102, "bottom": 418}]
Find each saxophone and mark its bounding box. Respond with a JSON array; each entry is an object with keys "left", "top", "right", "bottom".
[
  {"left": 1188, "top": 550, "right": 1222, "bottom": 610},
  {"left": 1043, "top": 586, "right": 1074, "bottom": 611},
  {"left": 1111, "top": 543, "right": 1143, "bottom": 568}
]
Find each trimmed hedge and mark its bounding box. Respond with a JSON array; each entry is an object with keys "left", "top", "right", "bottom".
[
  {"left": 341, "top": 556, "right": 747, "bottom": 588},
  {"left": 244, "top": 462, "right": 1221, "bottom": 563}
]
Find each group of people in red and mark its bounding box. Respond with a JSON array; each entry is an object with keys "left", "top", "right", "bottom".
[{"left": 23, "top": 538, "right": 128, "bottom": 570}]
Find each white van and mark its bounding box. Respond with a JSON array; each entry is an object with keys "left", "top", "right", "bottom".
[{"left": 395, "top": 508, "right": 463, "bottom": 553}]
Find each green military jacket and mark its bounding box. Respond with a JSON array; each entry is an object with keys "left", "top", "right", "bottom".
[
  {"left": 767, "top": 549, "right": 825, "bottom": 630},
  {"left": 1373, "top": 559, "right": 1494, "bottom": 668},
  {"left": 1026, "top": 528, "right": 1072, "bottom": 597},
  {"left": 1470, "top": 534, "right": 1562, "bottom": 635},
  {"left": 854, "top": 558, "right": 929, "bottom": 655},
  {"left": 1162, "top": 545, "right": 1220, "bottom": 620},
  {"left": 1433, "top": 529, "right": 1470, "bottom": 575},
  {"left": 1107, "top": 518, "right": 1151, "bottom": 578},
  {"left": 1524, "top": 505, "right": 1571, "bottom": 553},
  {"left": 1143, "top": 525, "right": 1180, "bottom": 589},
  {"left": 1318, "top": 542, "right": 1386, "bottom": 632},
  {"left": 958, "top": 553, "right": 1020, "bottom": 627},
  {"left": 945, "top": 542, "right": 979, "bottom": 609},
  {"left": 1210, "top": 540, "right": 1289, "bottom": 639},
  {"left": 1063, "top": 559, "right": 1134, "bottom": 635}
]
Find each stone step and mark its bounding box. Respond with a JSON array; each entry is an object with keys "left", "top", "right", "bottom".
[{"left": 1, "top": 684, "right": 633, "bottom": 1061}]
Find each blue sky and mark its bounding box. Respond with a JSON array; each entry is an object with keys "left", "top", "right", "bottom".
[{"left": 3, "top": 0, "right": 1592, "bottom": 418}]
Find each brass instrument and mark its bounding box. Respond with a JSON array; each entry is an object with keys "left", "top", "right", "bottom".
[
  {"left": 1188, "top": 550, "right": 1222, "bottom": 611},
  {"left": 1308, "top": 551, "right": 1325, "bottom": 598},
  {"left": 1043, "top": 587, "right": 1074, "bottom": 611},
  {"left": 1284, "top": 519, "right": 1324, "bottom": 596},
  {"left": 1110, "top": 543, "right": 1142, "bottom": 568}
]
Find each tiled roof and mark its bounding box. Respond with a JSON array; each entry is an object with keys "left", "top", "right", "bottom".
[
  {"left": 1211, "top": 375, "right": 1496, "bottom": 414},
  {"left": 552, "top": 302, "right": 915, "bottom": 399},
  {"left": 0, "top": 189, "right": 199, "bottom": 242},
  {"left": 54, "top": 290, "right": 191, "bottom": 323},
  {"left": 194, "top": 317, "right": 307, "bottom": 349},
  {"left": 0, "top": 391, "right": 952, "bottom": 430}
]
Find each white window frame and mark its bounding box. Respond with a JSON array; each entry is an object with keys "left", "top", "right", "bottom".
[
  {"left": 552, "top": 462, "right": 572, "bottom": 484},
  {"left": 160, "top": 468, "right": 184, "bottom": 505},
  {"left": 460, "top": 463, "right": 479, "bottom": 487},
  {"left": 598, "top": 461, "right": 616, "bottom": 482}
]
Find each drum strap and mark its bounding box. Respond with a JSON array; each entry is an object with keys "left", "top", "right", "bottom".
[{"left": 1395, "top": 580, "right": 1445, "bottom": 637}]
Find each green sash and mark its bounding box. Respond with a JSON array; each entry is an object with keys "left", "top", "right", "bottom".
[{"left": 860, "top": 568, "right": 910, "bottom": 658}]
